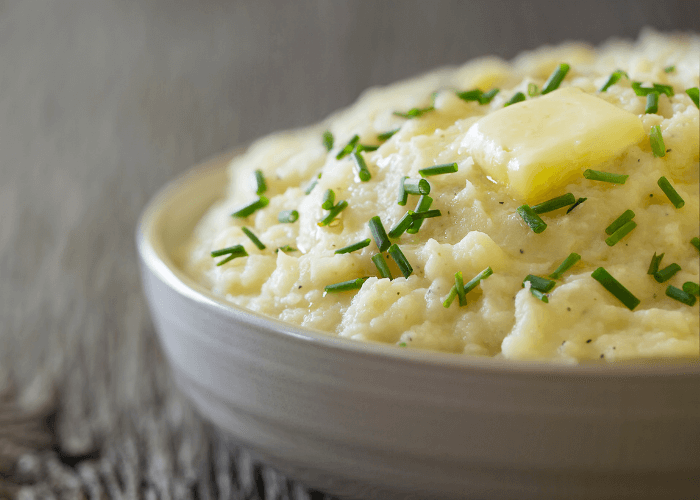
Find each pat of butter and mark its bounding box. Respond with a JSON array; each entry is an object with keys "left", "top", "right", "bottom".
[{"left": 462, "top": 87, "right": 645, "bottom": 202}]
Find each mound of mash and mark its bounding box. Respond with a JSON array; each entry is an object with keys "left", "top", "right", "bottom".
[{"left": 183, "top": 31, "right": 699, "bottom": 362}]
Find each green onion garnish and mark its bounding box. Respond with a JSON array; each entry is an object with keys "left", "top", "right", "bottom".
[
  {"left": 232, "top": 196, "right": 269, "bottom": 218},
  {"left": 605, "top": 220, "right": 637, "bottom": 246},
  {"left": 241, "top": 227, "right": 266, "bottom": 250},
  {"left": 352, "top": 151, "right": 372, "bottom": 182},
  {"left": 356, "top": 144, "right": 379, "bottom": 153},
  {"left": 632, "top": 82, "right": 673, "bottom": 97},
  {"left": 464, "top": 267, "right": 493, "bottom": 294},
  {"left": 411, "top": 209, "right": 441, "bottom": 220},
  {"left": 317, "top": 200, "right": 348, "bottom": 227},
  {"left": 605, "top": 210, "right": 635, "bottom": 235},
  {"left": 654, "top": 263, "right": 681, "bottom": 283},
  {"left": 527, "top": 83, "right": 539, "bottom": 97},
  {"left": 686, "top": 87, "right": 699, "bottom": 108},
  {"left": 549, "top": 253, "right": 581, "bottom": 280},
  {"left": 403, "top": 178, "right": 431, "bottom": 195},
  {"left": 504, "top": 92, "right": 526, "bottom": 107},
  {"left": 523, "top": 275, "right": 556, "bottom": 293},
  {"left": 664, "top": 65, "right": 675, "bottom": 73},
  {"left": 278, "top": 210, "right": 299, "bottom": 223},
  {"left": 645, "top": 92, "right": 659, "bottom": 114},
  {"left": 304, "top": 177, "right": 319, "bottom": 195},
  {"left": 388, "top": 211, "right": 416, "bottom": 239},
  {"left": 456, "top": 89, "right": 483, "bottom": 102},
  {"left": 371, "top": 253, "right": 393, "bottom": 280},
  {"left": 666, "top": 285, "right": 696, "bottom": 306},
  {"left": 323, "top": 130, "right": 334, "bottom": 151},
  {"left": 442, "top": 286, "right": 458, "bottom": 308},
  {"left": 336, "top": 134, "right": 359, "bottom": 160},
  {"left": 254, "top": 170, "right": 267, "bottom": 195},
  {"left": 647, "top": 252, "right": 664, "bottom": 275},
  {"left": 387, "top": 244, "right": 413, "bottom": 278},
  {"left": 530, "top": 289, "right": 549, "bottom": 303},
  {"left": 599, "top": 70, "right": 627, "bottom": 92},
  {"left": 419, "top": 162, "right": 458, "bottom": 177},
  {"left": 649, "top": 125, "right": 666, "bottom": 157},
  {"left": 369, "top": 216, "right": 391, "bottom": 252},
  {"left": 566, "top": 197, "right": 587, "bottom": 214},
  {"left": 516, "top": 204, "right": 547, "bottom": 233},
  {"left": 275, "top": 245, "right": 298, "bottom": 253},
  {"left": 531, "top": 193, "right": 576, "bottom": 214},
  {"left": 397, "top": 176, "right": 409, "bottom": 206},
  {"left": 653, "top": 83, "right": 674, "bottom": 96},
  {"left": 406, "top": 195, "right": 433, "bottom": 234},
  {"left": 211, "top": 245, "right": 248, "bottom": 266},
  {"left": 682, "top": 282, "right": 699, "bottom": 297},
  {"left": 541, "top": 63, "right": 570, "bottom": 95},
  {"left": 399, "top": 342, "right": 407, "bottom": 347},
  {"left": 324, "top": 277, "right": 369, "bottom": 294},
  {"left": 583, "top": 169, "right": 628, "bottom": 184},
  {"left": 692, "top": 237, "right": 700, "bottom": 252},
  {"left": 377, "top": 128, "right": 400, "bottom": 141},
  {"left": 479, "top": 88, "right": 500, "bottom": 104},
  {"left": 591, "top": 267, "right": 640, "bottom": 310},
  {"left": 393, "top": 106, "right": 434, "bottom": 119},
  {"left": 657, "top": 176, "right": 684, "bottom": 208},
  {"left": 322, "top": 189, "right": 335, "bottom": 210},
  {"left": 455, "top": 272, "right": 467, "bottom": 306},
  {"left": 335, "top": 238, "right": 371, "bottom": 254}
]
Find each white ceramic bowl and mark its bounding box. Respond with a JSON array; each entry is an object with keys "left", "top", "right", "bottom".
[{"left": 136, "top": 151, "right": 700, "bottom": 500}]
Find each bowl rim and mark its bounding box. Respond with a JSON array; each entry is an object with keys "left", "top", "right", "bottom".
[{"left": 136, "top": 149, "right": 700, "bottom": 378}]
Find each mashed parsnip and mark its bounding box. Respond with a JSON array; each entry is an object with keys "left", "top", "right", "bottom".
[{"left": 183, "top": 31, "right": 699, "bottom": 362}]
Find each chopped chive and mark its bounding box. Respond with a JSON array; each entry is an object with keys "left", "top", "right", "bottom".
[
  {"left": 254, "top": 169, "right": 267, "bottom": 195},
  {"left": 645, "top": 92, "right": 659, "bottom": 114},
  {"left": 479, "top": 88, "right": 500, "bottom": 104},
  {"left": 403, "top": 178, "right": 431, "bottom": 195},
  {"left": 278, "top": 210, "right": 299, "bottom": 223},
  {"left": 566, "top": 197, "right": 587, "bottom": 214},
  {"left": 664, "top": 65, "right": 675, "bottom": 73},
  {"left": 654, "top": 263, "right": 681, "bottom": 283},
  {"left": 232, "top": 196, "right": 269, "bottom": 218},
  {"left": 371, "top": 253, "right": 393, "bottom": 280},
  {"left": 455, "top": 272, "right": 467, "bottom": 306},
  {"left": 630, "top": 82, "right": 657, "bottom": 96},
  {"left": 399, "top": 342, "right": 407, "bottom": 347},
  {"left": 397, "top": 176, "right": 409, "bottom": 206},
  {"left": 411, "top": 209, "right": 441, "bottom": 220},
  {"left": 692, "top": 237, "right": 700, "bottom": 252},
  {"left": 463, "top": 267, "right": 493, "bottom": 294},
  {"left": 504, "top": 91, "right": 526, "bottom": 106},
  {"left": 653, "top": 83, "right": 674, "bottom": 96},
  {"left": 531, "top": 193, "right": 576, "bottom": 214},
  {"left": 335, "top": 238, "right": 371, "bottom": 254},
  {"left": 516, "top": 205, "right": 547, "bottom": 233},
  {"left": 322, "top": 130, "right": 334, "bottom": 151},
  {"left": 324, "top": 277, "right": 369, "bottom": 294},
  {"left": 369, "top": 216, "right": 391, "bottom": 252},
  {"left": 523, "top": 275, "right": 556, "bottom": 293},
  {"left": 549, "top": 253, "right": 581, "bottom": 280},
  {"left": 530, "top": 289, "right": 549, "bottom": 303},
  {"left": 591, "top": 267, "right": 640, "bottom": 311},
  {"left": 443, "top": 286, "right": 458, "bottom": 308},
  {"left": 356, "top": 144, "right": 379, "bottom": 153},
  {"left": 322, "top": 189, "right": 335, "bottom": 210},
  {"left": 406, "top": 195, "right": 433, "bottom": 234},
  {"left": 419, "top": 162, "right": 458, "bottom": 177},
  {"left": 388, "top": 211, "right": 416, "bottom": 239},
  {"left": 275, "top": 245, "right": 298, "bottom": 253},
  {"left": 605, "top": 220, "right": 637, "bottom": 246},
  {"left": 605, "top": 209, "right": 635, "bottom": 235},
  {"left": 583, "top": 169, "right": 628, "bottom": 184},
  {"left": 352, "top": 151, "right": 372, "bottom": 182},
  {"left": 211, "top": 245, "right": 248, "bottom": 266},
  {"left": 599, "top": 70, "right": 627, "bottom": 92},
  {"left": 657, "top": 176, "right": 684, "bottom": 208},
  {"left": 647, "top": 252, "right": 665, "bottom": 275},
  {"left": 649, "top": 125, "right": 666, "bottom": 157},
  {"left": 682, "top": 282, "right": 699, "bottom": 297},
  {"left": 541, "top": 63, "right": 570, "bottom": 94},
  {"left": 387, "top": 244, "right": 413, "bottom": 278},
  {"left": 527, "top": 83, "right": 540, "bottom": 97},
  {"left": 377, "top": 128, "right": 400, "bottom": 141},
  {"left": 686, "top": 87, "right": 699, "bottom": 108},
  {"left": 241, "top": 227, "right": 266, "bottom": 250},
  {"left": 304, "top": 178, "right": 319, "bottom": 195},
  {"left": 456, "top": 89, "right": 483, "bottom": 102},
  {"left": 666, "top": 285, "right": 696, "bottom": 306},
  {"left": 335, "top": 134, "right": 359, "bottom": 160},
  {"left": 317, "top": 200, "right": 348, "bottom": 226},
  {"left": 393, "top": 106, "right": 434, "bottom": 119}
]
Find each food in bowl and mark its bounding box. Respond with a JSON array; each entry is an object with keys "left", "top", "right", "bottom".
[{"left": 181, "top": 31, "right": 699, "bottom": 362}]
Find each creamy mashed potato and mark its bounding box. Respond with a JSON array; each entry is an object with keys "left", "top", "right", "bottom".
[{"left": 183, "top": 31, "right": 699, "bottom": 362}]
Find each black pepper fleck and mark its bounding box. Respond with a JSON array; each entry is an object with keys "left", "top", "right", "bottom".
[
  {"left": 649, "top": 194, "right": 653, "bottom": 197},
  {"left": 519, "top": 249, "right": 524, "bottom": 254},
  {"left": 567, "top": 307, "right": 571, "bottom": 311},
  {"left": 586, "top": 339, "right": 592, "bottom": 343},
  {"left": 666, "top": 149, "right": 671, "bottom": 152},
  {"left": 298, "top": 286, "right": 302, "bottom": 289},
  {"left": 600, "top": 354, "right": 605, "bottom": 359}
]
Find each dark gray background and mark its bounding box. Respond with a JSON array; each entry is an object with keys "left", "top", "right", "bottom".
[{"left": 0, "top": 1, "right": 698, "bottom": 498}]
